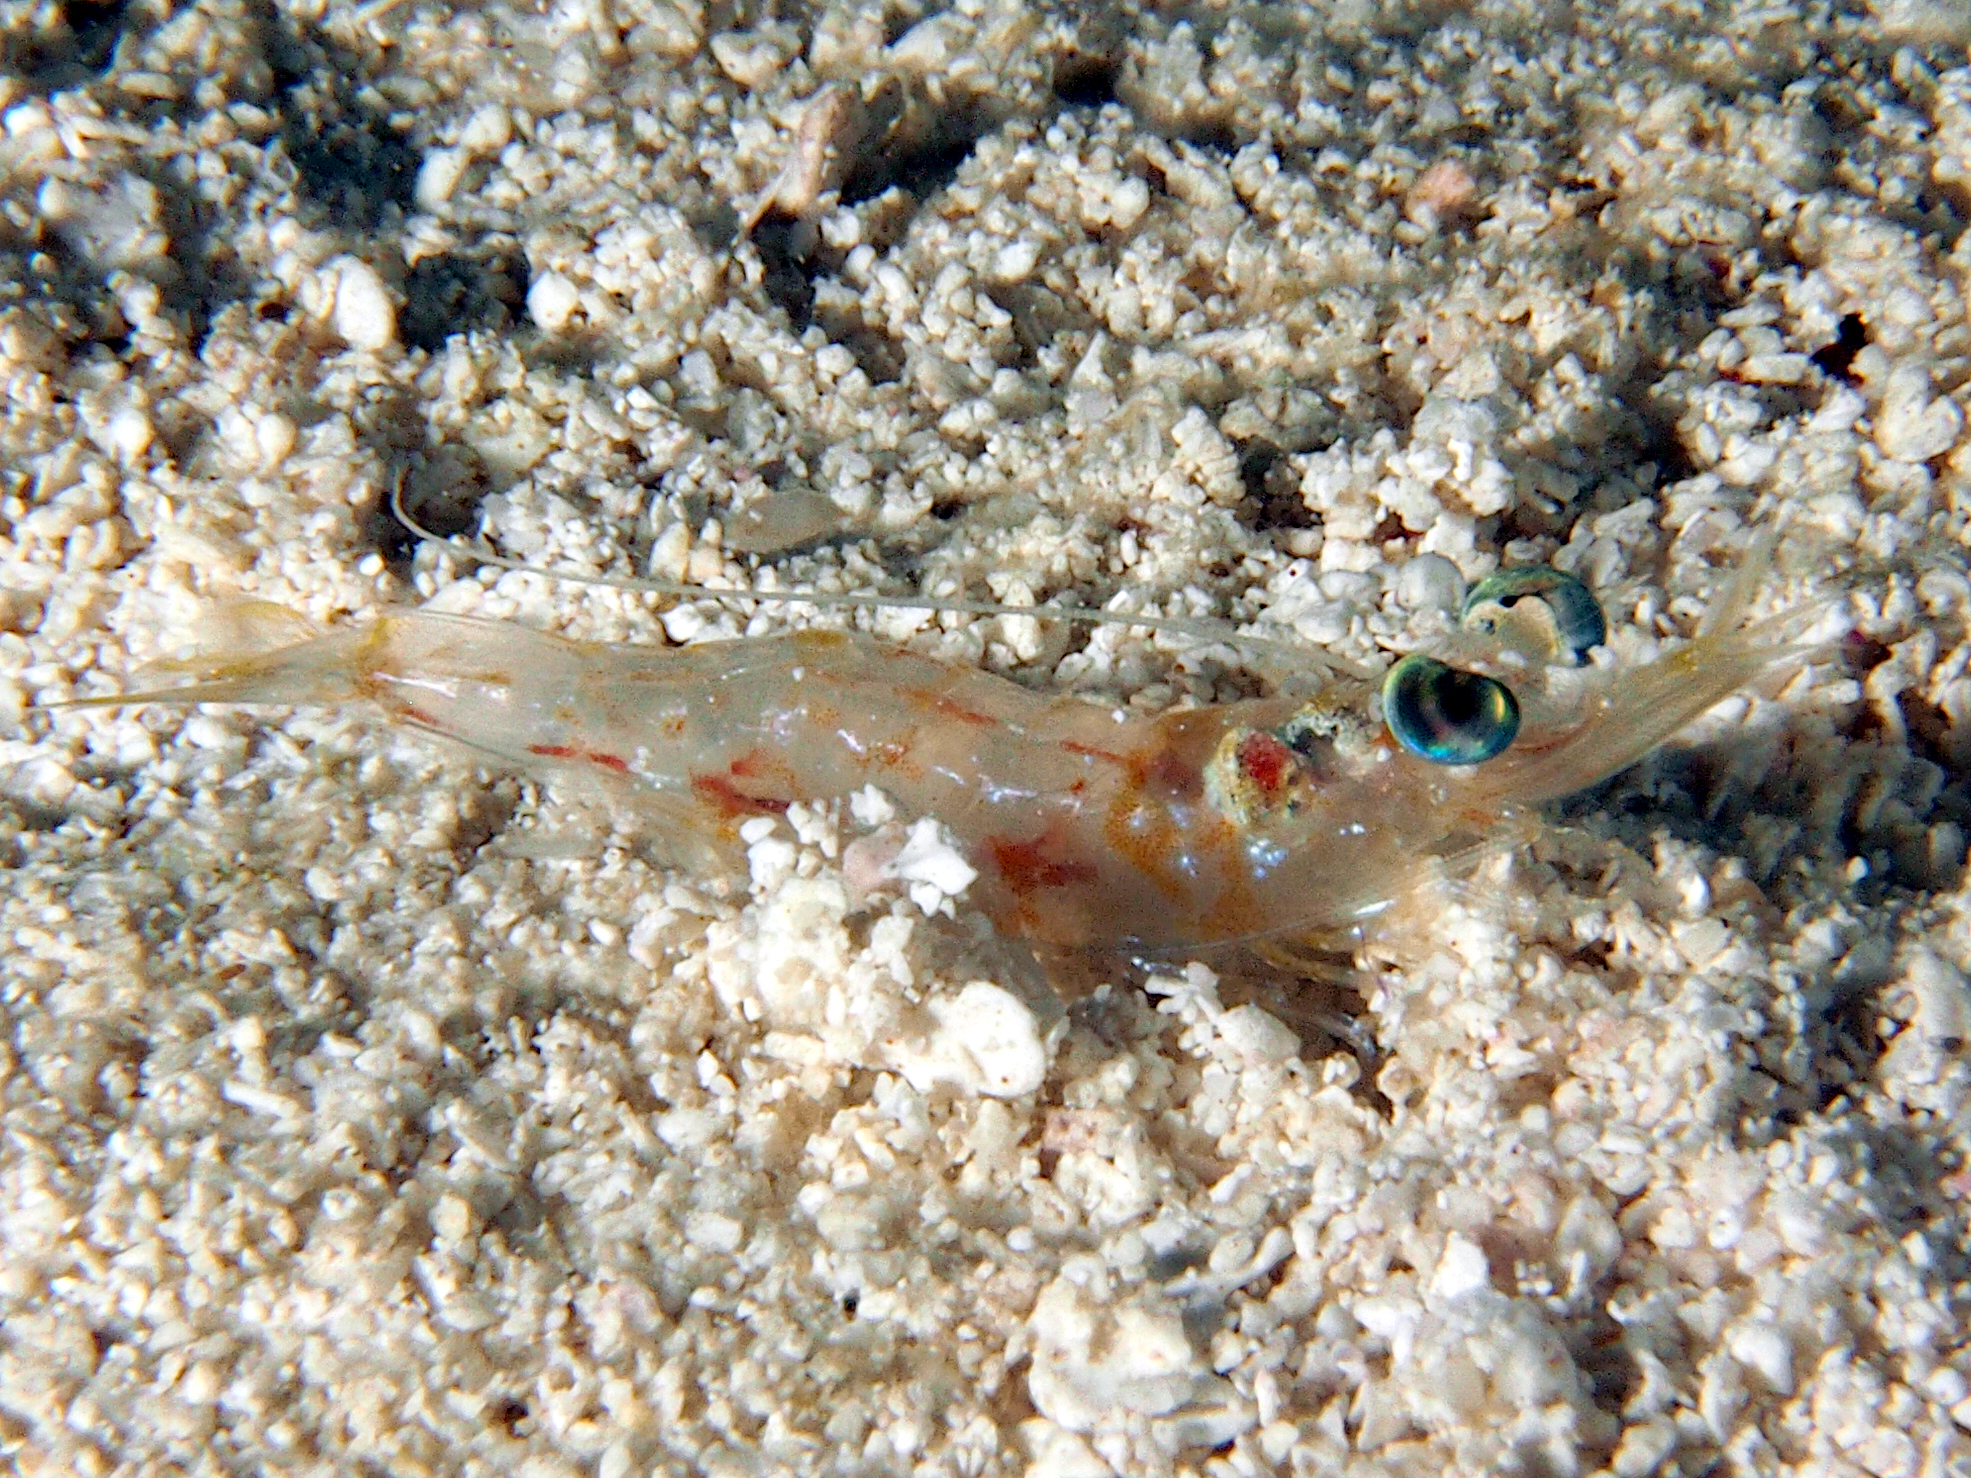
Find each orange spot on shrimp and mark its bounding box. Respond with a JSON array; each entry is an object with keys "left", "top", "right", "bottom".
[
  {"left": 1101, "top": 798, "right": 1194, "bottom": 903},
  {"left": 1066, "top": 729, "right": 1204, "bottom": 797},
  {"left": 1100, "top": 721, "right": 1241, "bottom": 907},
  {"left": 1199, "top": 878, "right": 1264, "bottom": 939},
  {"left": 687, "top": 749, "right": 801, "bottom": 816}
]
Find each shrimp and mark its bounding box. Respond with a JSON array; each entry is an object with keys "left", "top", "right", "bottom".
[{"left": 64, "top": 551, "right": 1826, "bottom": 963}]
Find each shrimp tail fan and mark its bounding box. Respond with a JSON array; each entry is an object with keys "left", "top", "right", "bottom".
[{"left": 53, "top": 601, "right": 372, "bottom": 711}]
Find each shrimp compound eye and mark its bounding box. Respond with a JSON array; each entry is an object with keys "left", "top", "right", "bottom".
[
  {"left": 1462, "top": 566, "right": 1606, "bottom": 664},
  {"left": 1382, "top": 655, "right": 1521, "bottom": 764}
]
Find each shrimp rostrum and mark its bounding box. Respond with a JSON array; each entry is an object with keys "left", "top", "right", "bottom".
[{"left": 69, "top": 554, "right": 1822, "bottom": 969}]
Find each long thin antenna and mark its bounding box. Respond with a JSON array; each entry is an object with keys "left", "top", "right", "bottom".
[{"left": 388, "top": 482, "right": 1337, "bottom": 666}]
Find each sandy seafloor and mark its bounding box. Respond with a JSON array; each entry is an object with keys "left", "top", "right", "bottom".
[{"left": 7, "top": 0, "right": 1971, "bottom": 1475}]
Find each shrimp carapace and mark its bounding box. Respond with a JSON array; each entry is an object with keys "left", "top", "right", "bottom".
[{"left": 60, "top": 560, "right": 1823, "bottom": 958}]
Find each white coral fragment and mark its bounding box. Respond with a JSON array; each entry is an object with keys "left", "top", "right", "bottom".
[
  {"left": 882, "top": 982, "right": 1047, "bottom": 1099},
  {"left": 1426, "top": 1232, "right": 1492, "bottom": 1304},
  {"left": 890, "top": 815, "right": 978, "bottom": 916},
  {"left": 1027, "top": 1273, "right": 1205, "bottom": 1431}
]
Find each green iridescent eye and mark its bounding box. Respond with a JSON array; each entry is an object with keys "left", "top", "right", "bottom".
[
  {"left": 1461, "top": 566, "right": 1606, "bottom": 663},
  {"left": 1382, "top": 655, "right": 1521, "bottom": 765}
]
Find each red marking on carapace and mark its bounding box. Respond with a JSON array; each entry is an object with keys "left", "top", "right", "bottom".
[
  {"left": 904, "top": 688, "right": 996, "bottom": 727},
  {"left": 987, "top": 830, "right": 1102, "bottom": 896},
  {"left": 691, "top": 773, "right": 790, "bottom": 817},
  {"left": 1060, "top": 739, "right": 1129, "bottom": 765},
  {"left": 527, "top": 742, "right": 632, "bottom": 775},
  {"left": 1063, "top": 735, "right": 1200, "bottom": 795},
  {"left": 1237, "top": 730, "right": 1295, "bottom": 795},
  {"left": 727, "top": 747, "right": 805, "bottom": 795},
  {"left": 397, "top": 704, "right": 442, "bottom": 729},
  {"left": 1133, "top": 746, "right": 1200, "bottom": 798}
]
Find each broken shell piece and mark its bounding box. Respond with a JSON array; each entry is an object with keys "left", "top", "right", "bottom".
[
  {"left": 1405, "top": 158, "right": 1480, "bottom": 227},
  {"left": 724, "top": 488, "right": 849, "bottom": 554},
  {"left": 742, "top": 84, "right": 865, "bottom": 233}
]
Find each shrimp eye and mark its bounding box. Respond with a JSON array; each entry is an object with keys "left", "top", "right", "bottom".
[
  {"left": 1462, "top": 566, "right": 1606, "bottom": 663},
  {"left": 1382, "top": 655, "right": 1521, "bottom": 764}
]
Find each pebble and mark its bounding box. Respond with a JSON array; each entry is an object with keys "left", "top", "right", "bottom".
[
  {"left": 1395, "top": 552, "right": 1466, "bottom": 612},
  {"left": 1874, "top": 364, "right": 1964, "bottom": 461},
  {"left": 527, "top": 270, "right": 581, "bottom": 332},
  {"left": 325, "top": 256, "right": 396, "bottom": 351}
]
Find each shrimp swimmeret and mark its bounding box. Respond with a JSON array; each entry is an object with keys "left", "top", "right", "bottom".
[{"left": 71, "top": 547, "right": 1821, "bottom": 961}]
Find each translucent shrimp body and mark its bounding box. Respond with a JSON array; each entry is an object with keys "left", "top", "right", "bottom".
[{"left": 96, "top": 602, "right": 1811, "bottom": 956}]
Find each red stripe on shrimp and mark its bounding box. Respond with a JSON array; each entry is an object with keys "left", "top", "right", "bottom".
[
  {"left": 527, "top": 743, "right": 631, "bottom": 775},
  {"left": 691, "top": 772, "right": 791, "bottom": 817}
]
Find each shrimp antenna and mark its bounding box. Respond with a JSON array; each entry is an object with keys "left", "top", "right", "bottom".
[{"left": 389, "top": 483, "right": 1349, "bottom": 674}]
